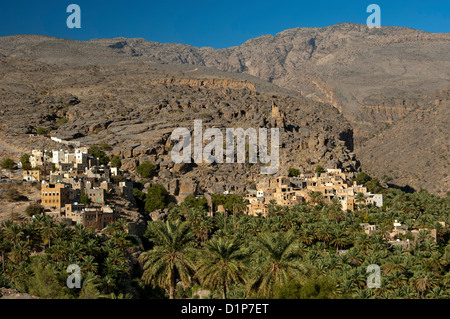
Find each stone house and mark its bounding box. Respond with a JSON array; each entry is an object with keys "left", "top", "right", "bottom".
[
  {"left": 60, "top": 203, "right": 119, "bottom": 230},
  {"left": 41, "top": 182, "right": 71, "bottom": 208},
  {"left": 247, "top": 201, "right": 269, "bottom": 217},
  {"left": 85, "top": 187, "right": 106, "bottom": 205},
  {"left": 23, "top": 169, "right": 41, "bottom": 182}
]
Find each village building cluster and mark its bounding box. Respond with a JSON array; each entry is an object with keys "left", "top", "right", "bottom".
[
  {"left": 24, "top": 147, "right": 134, "bottom": 230},
  {"left": 7, "top": 143, "right": 445, "bottom": 250},
  {"left": 245, "top": 168, "right": 383, "bottom": 217},
  {"left": 360, "top": 219, "right": 445, "bottom": 249}
]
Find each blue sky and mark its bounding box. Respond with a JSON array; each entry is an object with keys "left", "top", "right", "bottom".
[{"left": 0, "top": 0, "right": 449, "bottom": 48}]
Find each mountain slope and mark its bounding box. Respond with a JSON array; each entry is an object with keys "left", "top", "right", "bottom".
[
  {"left": 0, "top": 23, "right": 448, "bottom": 195},
  {"left": 0, "top": 42, "right": 357, "bottom": 198},
  {"left": 90, "top": 23, "right": 450, "bottom": 145},
  {"left": 358, "top": 90, "right": 449, "bottom": 196}
]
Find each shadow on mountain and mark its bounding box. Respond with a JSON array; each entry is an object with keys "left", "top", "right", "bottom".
[{"left": 387, "top": 183, "right": 416, "bottom": 194}]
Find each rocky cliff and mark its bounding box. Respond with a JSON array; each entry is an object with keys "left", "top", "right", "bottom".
[
  {"left": 0, "top": 42, "right": 357, "bottom": 199},
  {"left": 0, "top": 23, "right": 448, "bottom": 195}
]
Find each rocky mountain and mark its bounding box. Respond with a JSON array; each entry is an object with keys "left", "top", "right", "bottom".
[
  {"left": 0, "top": 22, "right": 448, "bottom": 195},
  {"left": 88, "top": 23, "right": 450, "bottom": 144},
  {"left": 358, "top": 90, "right": 449, "bottom": 196},
  {"left": 0, "top": 38, "right": 357, "bottom": 199}
]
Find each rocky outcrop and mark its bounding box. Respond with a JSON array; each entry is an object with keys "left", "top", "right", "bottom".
[
  {"left": 2, "top": 27, "right": 446, "bottom": 196},
  {"left": 87, "top": 23, "right": 449, "bottom": 145},
  {"left": 149, "top": 78, "right": 257, "bottom": 91},
  {"left": 0, "top": 288, "right": 39, "bottom": 299},
  {"left": 358, "top": 94, "right": 450, "bottom": 196}
]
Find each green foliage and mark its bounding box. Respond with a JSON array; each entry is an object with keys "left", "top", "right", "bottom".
[
  {"left": 133, "top": 188, "right": 145, "bottom": 202},
  {"left": 110, "top": 155, "right": 122, "bottom": 168},
  {"left": 88, "top": 145, "right": 110, "bottom": 166},
  {"left": 36, "top": 127, "right": 47, "bottom": 136},
  {"left": 276, "top": 276, "right": 337, "bottom": 299},
  {"left": 80, "top": 191, "right": 92, "bottom": 206},
  {"left": 288, "top": 168, "right": 300, "bottom": 177},
  {"left": 0, "top": 184, "right": 448, "bottom": 300},
  {"left": 353, "top": 172, "right": 384, "bottom": 194},
  {"left": 145, "top": 184, "right": 169, "bottom": 214},
  {"left": 110, "top": 175, "right": 125, "bottom": 184},
  {"left": 194, "top": 236, "right": 250, "bottom": 299},
  {"left": 140, "top": 220, "right": 196, "bottom": 299},
  {"left": 0, "top": 216, "right": 134, "bottom": 299},
  {"left": 365, "top": 178, "right": 384, "bottom": 194},
  {"left": 1, "top": 158, "right": 15, "bottom": 169},
  {"left": 136, "top": 161, "right": 157, "bottom": 178},
  {"left": 248, "top": 231, "right": 306, "bottom": 298},
  {"left": 315, "top": 165, "right": 325, "bottom": 176},
  {"left": 182, "top": 195, "right": 208, "bottom": 212},
  {"left": 56, "top": 117, "right": 69, "bottom": 125},
  {"left": 20, "top": 154, "right": 32, "bottom": 170},
  {"left": 99, "top": 143, "right": 112, "bottom": 151},
  {"left": 25, "top": 203, "right": 44, "bottom": 217},
  {"left": 309, "top": 191, "right": 323, "bottom": 204},
  {"left": 353, "top": 172, "right": 372, "bottom": 185},
  {"left": 25, "top": 259, "right": 73, "bottom": 299},
  {"left": 212, "top": 194, "right": 246, "bottom": 213}
]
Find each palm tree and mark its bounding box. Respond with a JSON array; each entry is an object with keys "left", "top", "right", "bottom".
[
  {"left": 194, "top": 218, "right": 214, "bottom": 243},
  {"left": 9, "top": 241, "right": 30, "bottom": 263},
  {"left": 111, "top": 230, "right": 129, "bottom": 249},
  {"left": 139, "top": 220, "right": 196, "bottom": 299},
  {"left": 41, "top": 223, "right": 57, "bottom": 248},
  {"left": 412, "top": 272, "right": 438, "bottom": 298},
  {"left": 298, "top": 227, "right": 315, "bottom": 246},
  {"left": 426, "top": 286, "right": 448, "bottom": 299},
  {"left": 103, "top": 248, "right": 129, "bottom": 279},
  {"left": 355, "top": 193, "right": 366, "bottom": 207},
  {"left": 195, "top": 236, "right": 250, "bottom": 299},
  {"left": 104, "top": 218, "right": 128, "bottom": 235},
  {"left": 249, "top": 231, "right": 307, "bottom": 298},
  {"left": 354, "top": 233, "right": 372, "bottom": 254},
  {"left": 330, "top": 230, "right": 348, "bottom": 251},
  {"left": 229, "top": 196, "right": 247, "bottom": 232},
  {"left": 315, "top": 224, "right": 332, "bottom": 248},
  {"left": 82, "top": 255, "right": 99, "bottom": 273},
  {"left": 308, "top": 192, "right": 323, "bottom": 206},
  {"left": 387, "top": 270, "right": 408, "bottom": 289},
  {"left": 0, "top": 239, "right": 11, "bottom": 271},
  {"left": 2, "top": 220, "right": 23, "bottom": 248}
]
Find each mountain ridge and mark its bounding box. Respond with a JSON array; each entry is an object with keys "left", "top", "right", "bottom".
[{"left": 0, "top": 22, "right": 448, "bottom": 195}]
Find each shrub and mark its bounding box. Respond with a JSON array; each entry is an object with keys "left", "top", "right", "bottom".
[
  {"left": 353, "top": 172, "right": 371, "bottom": 185},
  {"left": 36, "top": 127, "right": 47, "bottom": 136},
  {"left": 145, "top": 184, "right": 169, "bottom": 213},
  {"left": 315, "top": 165, "right": 325, "bottom": 176},
  {"left": 136, "top": 161, "right": 157, "bottom": 178},
  {"left": 288, "top": 168, "right": 300, "bottom": 177},
  {"left": 20, "top": 154, "right": 32, "bottom": 170},
  {"left": 1, "top": 158, "right": 15, "bottom": 169},
  {"left": 80, "top": 191, "right": 92, "bottom": 205},
  {"left": 100, "top": 143, "right": 112, "bottom": 151},
  {"left": 25, "top": 203, "right": 44, "bottom": 217},
  {"left": 182, "top": 195, "right": 208, "bottom": 211},
  {"left": 56, "top": 118, "right": 68, "bottom": 125},
  {"left": 88, "top": 145, "right": 110, "bottom": 166},
  {"left": 110, "top": 155, "right": 122, "bottom": 168}
]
